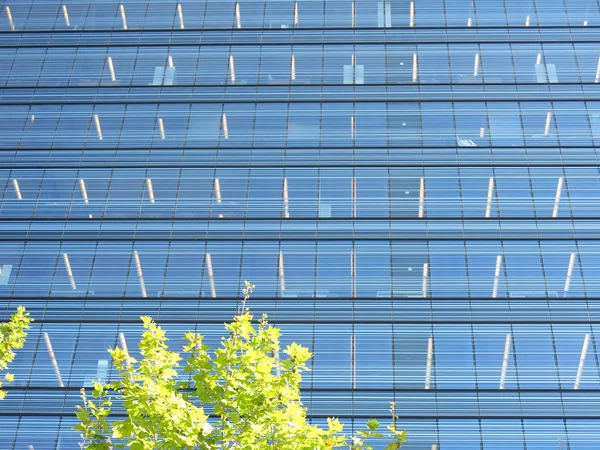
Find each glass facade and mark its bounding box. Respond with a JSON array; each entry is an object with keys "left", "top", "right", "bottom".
[{"left": 1, "top": 0, "right": 600, "bottom": 448}]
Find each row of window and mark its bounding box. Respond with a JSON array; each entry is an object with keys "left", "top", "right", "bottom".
[
  {"left": 4, "top": 388, "right": 600, "bottom": 418},
  {"left": 0, "top": 218, "right": 592, "bottom": 241},
  {"left": 2, "top": 0, "right": 599, "bottom": 31},
  {"left": 0, "top": 240, "right": 599, "bottom": 298},
  {"left": 1, "top": 417, "right": 598, "bottom": 450},
  {"left": 4, "top": 102, "right": 600, "bottom": 148},
  {"left": 3, "top": 27, "right": 597, "bottom": 49},
  {"left": 2, "top": 147, "right": 599, "bottom": 168},
  {"left": 5, "top": 323, "right": 600, "bottom": 389},
  {"left": 3, "top": 43, "right": 600, "bottom": 86},
  {"left": 3, "top": 85, "right": 598, "bottom": 108},
  {"left": 5, "top": 298, "right": 595, "bottom": 323},
  {"left": 2, "top": 168, "right": 600, "bottom": 218}
]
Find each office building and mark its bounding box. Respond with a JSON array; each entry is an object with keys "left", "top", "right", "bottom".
[{"left": 1, "top": 0, "right": 600, "bottom": 448}]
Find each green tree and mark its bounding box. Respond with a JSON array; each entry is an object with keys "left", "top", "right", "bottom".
[
  {"left": 0, "top": 306, "right": 32, "bottom": 399},
  {"left": 75, "top": 282, "right": 407, "bottom": 449}
]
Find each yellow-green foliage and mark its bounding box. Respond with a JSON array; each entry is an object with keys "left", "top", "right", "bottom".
[
  {"left": 75, "top": 282, "right": 407, "bottom": 449},
  {"left": 0, "top": 306, "right": 32, "bottom": 399}
]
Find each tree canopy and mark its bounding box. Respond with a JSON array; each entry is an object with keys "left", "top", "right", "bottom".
[
  {"left": 0, "top": 306, "right": 32, "bottom": 399},
  {"left": 75, "top": 282, "right": 407, "bottom": 449}
]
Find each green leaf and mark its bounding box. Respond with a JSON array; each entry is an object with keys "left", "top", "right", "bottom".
[
  {"left": 367, "top": 419, "right": 380, "bottom": 431},
  {"left": 327, "top": 417, "right": 344, "bottom": 433}
]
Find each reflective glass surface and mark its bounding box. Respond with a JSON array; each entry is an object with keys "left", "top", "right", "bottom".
[{"left": 1, "top": 0, "right": 600, "bottom": 448}]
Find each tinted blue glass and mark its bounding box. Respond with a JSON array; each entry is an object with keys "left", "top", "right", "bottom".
[{"left": 0, "top": 0, "right": 599, "bottom": 448}]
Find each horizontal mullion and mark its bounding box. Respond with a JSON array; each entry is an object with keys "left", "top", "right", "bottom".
[
  {"left": 0, "top": 236, "right": 590, "bottom": 241},
  {"left": 0, "top": 412, "right": 593, "bottom": 420},
  {"left": 0, "top": 145, "right": 597, "bottom": 151},
  {"left": 1, "top": 81, "right": 599, "bottom": 89},
  {"left": 4, "top": 97, "right": 600, "bottom": 106},
  {"left": 4, "top": 40, "right": 600, "bottom": 50},
  {"left": 2, "top": 386, "right": 595, "bottom": 393},
  {"left": 2, "top": 163, "right": 599, "bottom": 169},
  {"left": 0, "top": 296, "right": 596, "bottom": 302},
  {"left": 0, "top": 217, "right": 593, "bottom": 221},
  {"left": 0, "top": 25, "right": 598, "bottom": 34},
  {"left": 10, "top": 319, "right": 600, "bottom": 325}
]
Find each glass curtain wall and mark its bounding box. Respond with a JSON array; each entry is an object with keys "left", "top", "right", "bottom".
[{"left": 1, "top": 0, "right": 600, "bottom": 448}]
